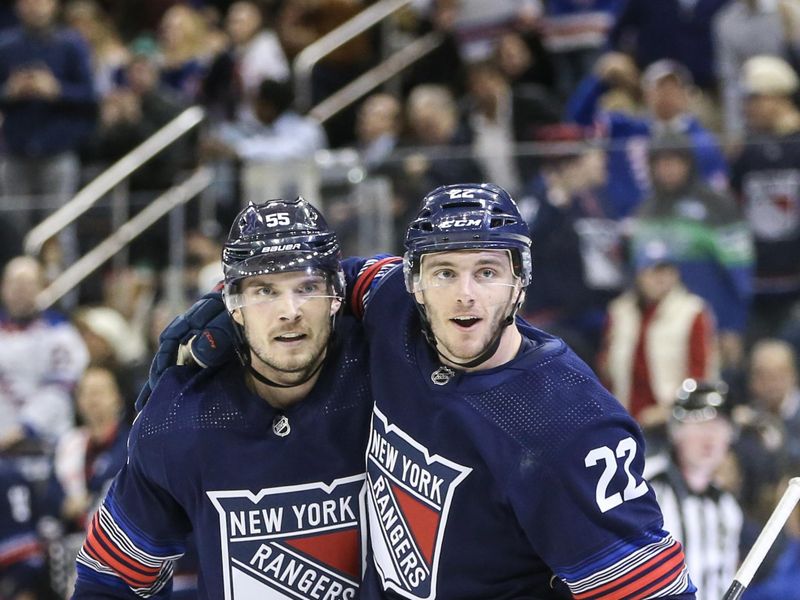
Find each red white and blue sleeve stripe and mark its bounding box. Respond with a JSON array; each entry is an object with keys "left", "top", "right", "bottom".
[
  {"left": 558, "top": 530, "right": 694, "bottom": 600},
  {"left": 76, "top": 498, "right": 184, "bottom": 598},
  {"left": 0, "top": 532, "right": 42, "bottom": 568},
  {"left": 350, "top": 255, "right": 403, "bottom": 320}
]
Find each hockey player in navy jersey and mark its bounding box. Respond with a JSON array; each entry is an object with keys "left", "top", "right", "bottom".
[
  {"left": 147, "top": 185, "right": 697, "bottom": 599},
  {"left": 344, "top": 183, "right": 695, "bottom": 600},
  {"left": 72, "top": 198, "right": 373, "bottom": 599}
]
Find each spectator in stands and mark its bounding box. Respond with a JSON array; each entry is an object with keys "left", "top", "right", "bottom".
[
  {"left": 53, "top": 366, "right": 128, "bottom": 532},
  {"left": 437, "top": 0, "right": 536, "bottom": 61},
  {"left": 740, "top": 462, "right": 800, "bottom": 600},
  {"left": 400, "top": 83, "right": 483, "bottom": 187},
  {"left": 63, "top": 0, "right": 129, "bottom": 98},
  {"left": 713, "top": 0, "right": 800, "bottom": 144},
  {"left": 732, "top": 339, "right": 800, "bottom": 523},
  {"left": 0, "top": 257, "right": 89, "bottom": 452},
  {"left": 277, "top": 0, "right": 375, "bottom": 146},
  {"left": 522, "top": 124, "right": 623, "bottom": 360},
  {"left": 630, "top": 131, "right": 754, "bottom": 370},
  {"left": 464, "top": 59, "right": 561, "bottom": 193},
  {"left": 156, "top": 4, "right": 221, "bottom": 101},
  {"left": 84, "top": 39, "right": 188, "bottom": 191},
  {"left": 0, "top": 456, "right": 45, "bottom": 600},
  {"left": 355, "top": 92, "right": 402, "bottom": 172},
  {"left": 495, "top": 30, "right": 557, "bottom": 93},
  {"left": 202, "top": 0, "right": 289, "bottom": 122},
  {"left": 598, "top": 241, "right": 719, "bottom": 436},
  {"left": 646, "top": 378, "right": 742, "bottom": 600},
  {"left": 568, "top": 56, "right": 728, "bottom": 218},
  {"left": 204, "top": 77, "right": 327, "bottom": 162},
  {"left": 609, "top": 0, "right": 730, "bottom": 91},
  {"left": 539, "top": 0, "right": 623, "bottom": 99},
  {"left": 731, "top": 55, "right": 800, "bottom": 342},
  {"left": 747, "top": 339, "right": 800, "bottom": 464},
  {"left": 0, "top": 0, "right": 97, "bottom": 265}
]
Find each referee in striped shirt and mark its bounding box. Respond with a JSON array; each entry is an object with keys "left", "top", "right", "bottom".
[{"left": 646, "top": 379, "right": 743, "bottom": 600}]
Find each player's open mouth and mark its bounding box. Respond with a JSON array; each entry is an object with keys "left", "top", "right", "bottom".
[
  {"left": 274, "top": 333, "right": 307, "bottom": 342},
  {"left": 450, "top": 316, "right": 480, "bottom": 329}
]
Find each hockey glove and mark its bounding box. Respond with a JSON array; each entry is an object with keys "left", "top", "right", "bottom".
[{"left": 135, "top": 289, "right": 236, "bottom": 412}]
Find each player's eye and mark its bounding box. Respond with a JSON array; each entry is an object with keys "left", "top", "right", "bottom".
[
  {"left": 253, "top": 286, "right": 276, "bottom": 297},
  {"left": 433, "top": 269, "right": 455, "bottom": 280},
  {"left": 297, "top": 280, "right": 325, "bottom": 295},
  {"left": 477, "top": 268, "right": 497, "bottom": 279}
]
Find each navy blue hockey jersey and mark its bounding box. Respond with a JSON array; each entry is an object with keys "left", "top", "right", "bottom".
[
  {"left": 72, "top": 315, "right": 373, "bottom": 599},
  {"left": 344, "top": 256, "right": 696, "bottom": 600},
  {"left": 0, "top": 458, "right": 44, "bottom": 595}
]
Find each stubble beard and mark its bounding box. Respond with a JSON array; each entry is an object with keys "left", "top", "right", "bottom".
[{"left": 246, "top": 321, "right": 331, "bottom": 384}]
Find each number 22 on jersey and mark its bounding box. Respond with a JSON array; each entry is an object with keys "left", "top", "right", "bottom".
[{"left": 585, "top": 437, "right": 649, "bottom": 513}]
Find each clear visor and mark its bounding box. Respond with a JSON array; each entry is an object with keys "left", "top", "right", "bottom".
[
  {"left": 410, "top": 250, "right": 521, "bottom": 307},
  {"left": 224, "top": 267, "right": 342, "bottom": 311}
]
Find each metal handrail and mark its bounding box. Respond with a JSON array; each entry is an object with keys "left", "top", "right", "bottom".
[
  {"left": 293, "top": 0, "right": 413, "bottom": 111},
  {"left": 35, "top": 167, "right": 214, "bottom": 310},
  {"left": 310, "top": 31, "right": 443, "bottom": 123},
  {"left": 24, "top": 106, "right": 206, "bottom": 256}
]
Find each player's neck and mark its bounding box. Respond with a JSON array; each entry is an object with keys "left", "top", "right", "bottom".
[
  {"left": 442, "top": 326, "right": 523, "bottom": 372},
  {"left": 247, "top": 370, "right": 321, "bottom": 410}
]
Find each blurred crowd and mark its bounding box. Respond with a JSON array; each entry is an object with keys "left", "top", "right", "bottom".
[{"left": 1, "top": 0, "right": 800, "bottom": 597}]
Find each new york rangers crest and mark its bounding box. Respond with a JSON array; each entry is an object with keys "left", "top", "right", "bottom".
[
  {"left": 366, "top": 407, "right": 471, "bottom": 600},
  {"left": 207, "top": 475, "right": 366, "bottom": 599}
]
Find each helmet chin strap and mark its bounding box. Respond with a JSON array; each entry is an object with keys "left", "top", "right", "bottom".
[{"left": 418, "top": 287, "right": 525, "bottom": 370}]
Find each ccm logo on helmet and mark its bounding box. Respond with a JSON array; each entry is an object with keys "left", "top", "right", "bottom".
[
  {"left": 259, "top": 243, "right": 302, "bottom": 253},
  {"left": 438, "top": 218, "right": 482, "bottom": 229}
]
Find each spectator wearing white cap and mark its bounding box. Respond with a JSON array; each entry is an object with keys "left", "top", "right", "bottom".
[
  {"left": 731, "top": 55, "right": 800, "bottom": 341},
  {"left": 713, "top": 0, "right": 800, "bottom": 143}
]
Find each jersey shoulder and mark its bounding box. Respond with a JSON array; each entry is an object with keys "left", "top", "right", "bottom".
[
  {"left": 135, "top": 363, "right": 250, "bottom": 445},
  {"left": 464, "top": 324, "right": 633, "bottom": 458}
]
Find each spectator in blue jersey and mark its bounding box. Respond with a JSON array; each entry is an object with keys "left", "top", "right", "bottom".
[
  {"left": 0, "top": 0, "right": 97, "bottom": 265},
  {"left": 568, "top": 55, "right": 728, "bottom": 218},
  {"left": 629, "top": 131, "right": 754, "bottom": 371},
  {"left": 0, "top": 456, "right": 45, "bottom": 600},
  {"left": 646, "top": 379, "right": 742, "bottom": 600},
  {"left": 150, "top": 184, "right": 698, "bottom": 599},
  {"left": 72, "top": 199, "right": 373, "bottom": 599},
  {"left": 731, "top": 55, "right": 800, "bottom": 342}
]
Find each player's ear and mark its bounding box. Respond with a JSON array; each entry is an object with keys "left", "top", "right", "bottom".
[
  {"left": 231, "top": 308, "right": 244, "bottom": 326},
  {"left": 329, "top": 297, "right": 342, "bottom": 316}
]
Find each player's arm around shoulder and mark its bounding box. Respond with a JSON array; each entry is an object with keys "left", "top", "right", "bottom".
[
  {"left": 341, "top": 255, "right": 404, "bottom": 320},
  {"left": 71, "top": 367, "right": 197, "bottom": 599}
]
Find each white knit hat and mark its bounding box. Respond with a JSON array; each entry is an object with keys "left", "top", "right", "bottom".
[{"left": 741, "top": 55, "right": 799, "bottom": 96}]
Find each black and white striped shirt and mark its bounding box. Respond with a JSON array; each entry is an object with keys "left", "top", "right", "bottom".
[{"left": 647, "top": 456, "right": 742, "bottom": 600}]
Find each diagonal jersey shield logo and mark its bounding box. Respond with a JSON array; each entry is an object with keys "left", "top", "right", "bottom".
[
  {"left": 208, "top": 475, "right": 366, "bottom": 600},
  {"left": 366, "top": 407, "right": 471, "bottom": 600}
]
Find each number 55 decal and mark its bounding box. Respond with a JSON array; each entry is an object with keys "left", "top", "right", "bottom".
[{"left": 584, "top": 437, "right": 649, "bottom": 513}]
